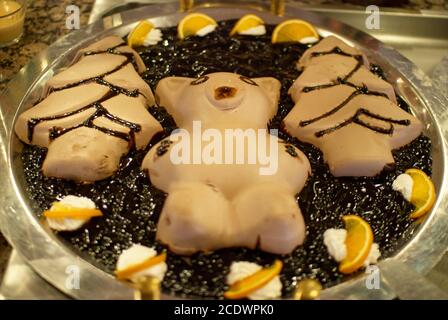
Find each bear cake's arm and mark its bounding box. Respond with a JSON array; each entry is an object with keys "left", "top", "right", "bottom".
[
  {"left": 285, "top": 37, "right": 423, "bottom": 177},
  {"left": 14, "top": 36, "right": 162, "bottom": 182}
]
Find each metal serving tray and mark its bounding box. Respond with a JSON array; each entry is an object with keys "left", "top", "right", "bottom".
[{"left": 1, "top": 2, "right": 448, "bottom": 299}]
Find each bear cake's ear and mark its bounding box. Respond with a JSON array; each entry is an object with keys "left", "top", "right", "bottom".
[
  {"left": 253, "top": 77, "right": 281, "bottom": 111},
  {"left": 155, "top": 77, "right": 192, "bottom": 112}
]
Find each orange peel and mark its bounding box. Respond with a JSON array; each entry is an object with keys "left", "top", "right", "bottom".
[{"left": 224, "top": 260, "right": 283, "bottom": 300}]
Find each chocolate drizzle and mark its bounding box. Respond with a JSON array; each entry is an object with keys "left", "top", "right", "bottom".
[
  {"left": 299, "top": 46, "right": 410, "bottom": 137},
  {"left": 343, "top": 59, "right": 363, "bottom": 81},
  {"left": 27, "top": 105, "right": 92, "bottom": 143},
  {"left": 285, "top": 144, "right": 298, "bottom": 157},
  {"left": 83, "top": 42, "right": 126, "bottom": 56},
  {"left": 156, "top": 139, "right": 173, "bottom": 156},
  {"left": 310, "top": 46, "right": 359, "bottom": 59},
  {"left": 191, "top": 75, "right": 209, "bottom": 85},
  {"left": 240, "top": 76, "right": 258, "bottom": 86},
  {"left": 27, "top": 43, "right": 144, "bottom": 144},
  {"left": 315, "top": 108, "right": 411, "bottom": 137},
  {"left": 51, "top": 57, "right": 132, "bottom": 93},
  {"left": 300, "top": 84, "right": 387, "bottom": 127},
  {"left": 49, "top": 103, "right": 141, "bottom": 145},
  {"left": 95, "top": 78, "right": 140, "bottom": 97},
  {"left": 83, "top": 42, "right": 140, "bottom": 72},
  {"left": 310, "top": 47, "right": 365, "bottom": 82}
]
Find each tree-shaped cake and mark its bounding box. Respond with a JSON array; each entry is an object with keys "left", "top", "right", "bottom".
[
  {"left": 14, "top": 36, "right": 162, "bottom": 182},
  {"left": 284, "top": 36, "right": 423, "bottom": 177}
]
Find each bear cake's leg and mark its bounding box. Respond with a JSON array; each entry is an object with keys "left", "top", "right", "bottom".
[
  {"left": 156, "top": 181, "right": 232, "bottom": 255},
  {"left": 232, "top": 184, "right": 306, "bottom": 255}
]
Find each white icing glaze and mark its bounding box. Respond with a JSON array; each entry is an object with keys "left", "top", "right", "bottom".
[
  {"left": 143, "top": 28, "right": 163, "bottom": 46},
  {"left": 392, "top": 173, "right": 413, "bottom": 202}
]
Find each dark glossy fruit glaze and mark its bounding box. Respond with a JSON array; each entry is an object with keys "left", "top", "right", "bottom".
[{"left": 21, "top": 20, "right": 432, "bottom": 298}]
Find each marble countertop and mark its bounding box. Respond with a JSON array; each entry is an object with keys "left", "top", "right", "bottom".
[
  {"left": 0, "top": 0, "right": 94, "bottom": 92},
  {"left": 0, "top": 0, "right": 446, "bottom": 290}
]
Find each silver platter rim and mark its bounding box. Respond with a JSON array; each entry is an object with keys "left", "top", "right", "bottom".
[{"left": 0, "top": 2, "right": 447, "bottom": 300}]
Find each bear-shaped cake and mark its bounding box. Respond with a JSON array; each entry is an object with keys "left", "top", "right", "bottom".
[{"left": 142, "top": 72, "right": 311, "bottom": 255}]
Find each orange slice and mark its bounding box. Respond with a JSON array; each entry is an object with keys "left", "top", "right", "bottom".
[
  {"left": 115, "top": 252, "right": 167, "bottom": 280},
  {"left": 230, "top": 14, "right": 264, "bottom": 36},
  {"left": 405, "top": 169, "right": 436, "bottom": 219},
  {"left": 224, "top": 260, "right": 283, "bottom": 300},
  {"left": 339, "top": 215, "right": 373, "bottom": 274},
  {"left": 178, "top": 13, "right": 217, "bottom": 39},
  {"left": 128, "top": 20, "right": 155, "bottom": 47},
  {"left": 272, "top": 19, "right": 318, "bottom": 43},
  {"left": 43, "top": 203, "right": 102, "bottom": 220}
]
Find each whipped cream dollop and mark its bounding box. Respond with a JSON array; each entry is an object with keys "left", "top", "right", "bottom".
[
  {"left": 299, "top": 36, "right": 319, "bottom": 44},
  {"left": 323, "top": 228, "right": 381, "bottom": 266},
  {"left": 46, "top": 195, "right": 97, "bottom": 232},
  {"left": 392, "top": 173, "right": 413, "bottom": 202},
  {"left": 323, "top": 228, "right": 347, "bottom": 262},
  {"left": 143, "top": 28, "right": 163, "bottom": 46},
  {"left": 116, "top": 244, "right": 167, "bottom": 282},
  {"left": 227, "top": 261, "right": 282, "bottom": 300},
  {"left": 196, "top": 24, "right": 217, "bottom": 37},
  {"left": 239, "top": 25, "right": 266, "bottom": 36},
  {"left": 363, "top": 243, "right": 381, "bottom": 267}
]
